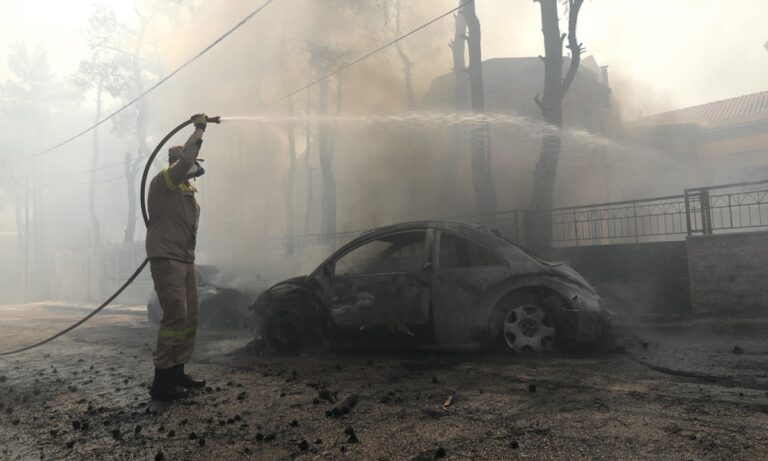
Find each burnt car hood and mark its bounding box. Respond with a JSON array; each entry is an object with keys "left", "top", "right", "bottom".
[
  {"left": 543, "top": 262, "right": 597, "bottom": 293},
  {"left": 253, "top": 275, "right": 311, "bottom": 305}
]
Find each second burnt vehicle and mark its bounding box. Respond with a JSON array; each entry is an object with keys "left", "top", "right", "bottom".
[
  {"left": 148, "top": 265, "right": 258, "bottom": 329},
  {"left": 252, "top": 221, "right": 611, "bottom": 353}
]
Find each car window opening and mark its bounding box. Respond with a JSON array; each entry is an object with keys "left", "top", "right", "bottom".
[
  {"left": 439, "top": 232, "right": 505, "bottom": 269},
  {"left": 334, "top": 231, "right": 426, "bottom": 275}
]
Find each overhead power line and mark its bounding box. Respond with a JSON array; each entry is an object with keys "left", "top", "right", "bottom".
[
  {"left": 269, "top": 0, "right": 474, "bottom": 107},
  {"left": 16, "top": 0, "right": 472, "bottom": 163},
  {"left": 14, "top": 0, "right": 277, "bottom": 163}
]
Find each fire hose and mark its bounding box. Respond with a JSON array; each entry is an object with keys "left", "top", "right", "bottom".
[{"left": 0, "top": 115, "right": 221, "bottom": 356}]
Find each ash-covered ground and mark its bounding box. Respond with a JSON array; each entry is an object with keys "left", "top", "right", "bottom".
[{"left": 1, "top": 303, "right": 767, "bottom": 460}]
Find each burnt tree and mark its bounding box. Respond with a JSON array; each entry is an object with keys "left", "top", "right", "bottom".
[
  {"left": 279, "top": 32, "right": 297, "bottom": 257},
  {"left": 463, "top": 2, "right": 497, "bottom": 219},
  {"left": 308, "top": 44, "right": 346, "bottom": 241},
  {"left": 392, "top": 0, "right": 415, "bottom": 108},
  {"left": 528, "top": 0, "right": 585, "bottom": 254}
]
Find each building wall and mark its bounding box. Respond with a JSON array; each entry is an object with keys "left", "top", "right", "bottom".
[
  {"left": 636, "top": 105, "right": 768, "bottom": 190},
  {"left": 686, "top": 231, "right": 768, "bottom": 314},
  {"left": 554, "top": 241, "right": 691, "bottom": 316}
]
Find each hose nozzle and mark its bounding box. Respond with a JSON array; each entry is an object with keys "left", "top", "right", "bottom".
[{"left": 206, "top": 115, "right": 222, "bottom": 124}]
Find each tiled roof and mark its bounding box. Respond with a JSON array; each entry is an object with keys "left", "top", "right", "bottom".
[{"left": 644, "top": 90, "right": 768, "bottom": 125}]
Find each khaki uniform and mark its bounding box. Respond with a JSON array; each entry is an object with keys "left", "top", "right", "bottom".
[{"left": 146, "top": 127, "right": 205, "bottom": 369}]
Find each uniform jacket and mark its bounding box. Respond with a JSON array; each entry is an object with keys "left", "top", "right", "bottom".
[{"left": 145, "top": 127, "right": 205, "bottom": 262}]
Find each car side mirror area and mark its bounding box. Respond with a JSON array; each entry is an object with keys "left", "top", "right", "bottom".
[{"left": 322, "top": 263, "right": 335, "bottom": 277}]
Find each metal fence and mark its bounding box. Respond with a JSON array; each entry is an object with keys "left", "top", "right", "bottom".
[
  {"left": 268, "top": 179, "right": 768, "bottom": 253},
  {"left": 685, "top": 179, "right": 768, "bottom": 235},
  {"left": 549, "top": 195, "right": 689, "bottom": 246}
]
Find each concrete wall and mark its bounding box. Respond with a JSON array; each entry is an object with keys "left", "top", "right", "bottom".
[
  {"left": 554, "top": 241, "right": 691, "bottom": 316},
  {"left": 687, "top": 231, "right": 768, "bottom": 314}
]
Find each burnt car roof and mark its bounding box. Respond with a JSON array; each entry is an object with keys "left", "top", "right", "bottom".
[
  {"left": 357, "top": 220, "right": 535, "bottom": 254},
  {"left": 313, "top": 220, "right": 551, "bottom": 274}
]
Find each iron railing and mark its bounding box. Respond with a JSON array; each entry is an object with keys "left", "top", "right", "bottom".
[
  {"left": 685, "top": 179, "right": 768, "bottom": 235},
  {"left": 268, "top": 179, "right": 768, "bottom": 252},
  {"left": 549, "top": 194, "right": 689, "bottom": 246}
]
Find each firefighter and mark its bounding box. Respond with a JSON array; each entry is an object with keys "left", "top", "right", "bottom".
[{"left": 146, "top": 113, "right": 208, "bottom": 401}]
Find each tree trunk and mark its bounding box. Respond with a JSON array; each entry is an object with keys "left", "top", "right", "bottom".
[
  {"left": 89, "top": 80, "right": 103, "bottom": 247},
  {"left": 463, "top": 2, "right": 497, "bottom": 220},
  {"left": 440, "top": 3, "right": 469, "bottom": 216},
  {"left": 124, "top": 24, "right": 149, "bottom": 243},
  {"left": 303, "top": 88, "right": 314, "bottom": 234},
  {"left": 285, "top": 126, "right": 297, "bottom": 256},
  {"left": 394, "top": 0, "right": 415, "bottom": 108},
  {"left": 527, "top": 0, "right": 583, "bottom": 255},
  {"left": 318, "top": 77, "right": 336, "bottom": 241},
  {"left": 452, "top": 3, "right": 468, "bottom": 109},
  {"left": 24, "top": 173, "right": 30, "bottom": 301},
  {"left": 123, "top": 153, "right": 140, "bottom": 243}
]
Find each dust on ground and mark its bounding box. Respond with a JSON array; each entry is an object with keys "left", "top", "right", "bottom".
[{"left": 1, "top": 302, "right": 767, "bottom": 460}]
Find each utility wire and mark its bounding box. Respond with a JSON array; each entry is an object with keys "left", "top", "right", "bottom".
[
  {"left": 268, "top": 0, "right": 473, "bottom": 107},
  {"left": 59, "top": 160, "right": 126, "bottom": 177},
  {"left": 67, "top": 173, "right": 126, "bottom": 185},
  {"left": 17, "top": 0, "right": 469, "bottom": 163},
  {"left": 14, "top": 0, "right": 277, "bottom": 164}
]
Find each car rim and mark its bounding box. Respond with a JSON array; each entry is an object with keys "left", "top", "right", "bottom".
[{"left": 502, "top": 304, "right": 556, "bottom": 352}]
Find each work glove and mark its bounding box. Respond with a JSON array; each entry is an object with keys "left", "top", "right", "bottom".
[{"left": 191, "top": 113, "right": 207, "bottom": 130}]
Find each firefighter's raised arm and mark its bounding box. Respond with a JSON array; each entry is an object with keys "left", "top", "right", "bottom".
[{"left": 166, "top": 114, "right": 207, "bottom": 186}]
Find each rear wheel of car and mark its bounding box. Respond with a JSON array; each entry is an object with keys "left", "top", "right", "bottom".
[{"left": 491, "top": 290, "right": 562, "bottom": 353}]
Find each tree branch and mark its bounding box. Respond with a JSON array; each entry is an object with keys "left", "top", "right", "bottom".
[{"left": 560, "top": 0, "right": 584, "bottom": 98}]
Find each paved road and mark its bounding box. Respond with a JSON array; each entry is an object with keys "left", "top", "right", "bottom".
[{"left": 0, "top": 303, "right": 767, "bottom": 460}]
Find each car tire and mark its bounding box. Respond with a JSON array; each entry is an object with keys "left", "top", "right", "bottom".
[
  {"left": 263, "top": 302, "right": 323, "bottom": 355},
  {"left": 490, "top": 289, "right": 572, "bottom": 353}
]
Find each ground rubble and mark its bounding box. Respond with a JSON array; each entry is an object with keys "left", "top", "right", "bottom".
[{"left": 1, "top": 304, "right": 768, "bottom": 460}]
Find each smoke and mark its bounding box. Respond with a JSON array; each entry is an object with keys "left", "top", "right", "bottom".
[{"left": 1, "top": 0, "right": 765, "bottom": 305}]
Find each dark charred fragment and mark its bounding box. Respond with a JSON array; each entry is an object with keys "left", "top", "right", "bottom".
[
  {"left": 326, "top": 394, "right": 358, "bottom": 418},
  {"left": 318, "top": 389, "right": 337, "bottom": 403},
  {"left": 344, "top": 427, "right": 359, "bottom": 443}
]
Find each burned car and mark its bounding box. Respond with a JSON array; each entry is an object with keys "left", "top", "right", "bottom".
[
  {"left": 147, "top": 265, "right": 257, "bottom": 328},
  {"left": 252, "top": 221, "right": 610, "bottom": 353}
]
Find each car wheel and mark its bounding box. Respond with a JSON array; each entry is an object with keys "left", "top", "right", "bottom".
[
  {"left": 492, "top": 291, "right": 557, "bottom": 353},
  {"left": 263, "top": 304, "right": 320, "bottom": 354}
]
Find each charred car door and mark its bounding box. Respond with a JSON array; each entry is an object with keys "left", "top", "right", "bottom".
[
  {"left": 323, "top": 230, "right": 433, "bottom": 341},
  {"left": 433, "top": 231, "right": 509, "bottom": 344}
]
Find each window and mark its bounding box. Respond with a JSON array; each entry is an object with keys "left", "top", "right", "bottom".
[
  {"left": 439, "top": 232, "right": 505, "bottom": 269},
  {"left": 334, "top": 231, "right": 426, "bottom": 275}
]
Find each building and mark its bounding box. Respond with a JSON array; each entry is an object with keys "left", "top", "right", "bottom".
[{"left": 635, "top": 91, "right": 768, "bottom": 189}]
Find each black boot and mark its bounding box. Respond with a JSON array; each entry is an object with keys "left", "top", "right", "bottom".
[
  {"left": 150, "top": 368, "right": 190, "bottom": 401},
  {"left": 173, "top": 364, "right": 206, "bottom": 388}
]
